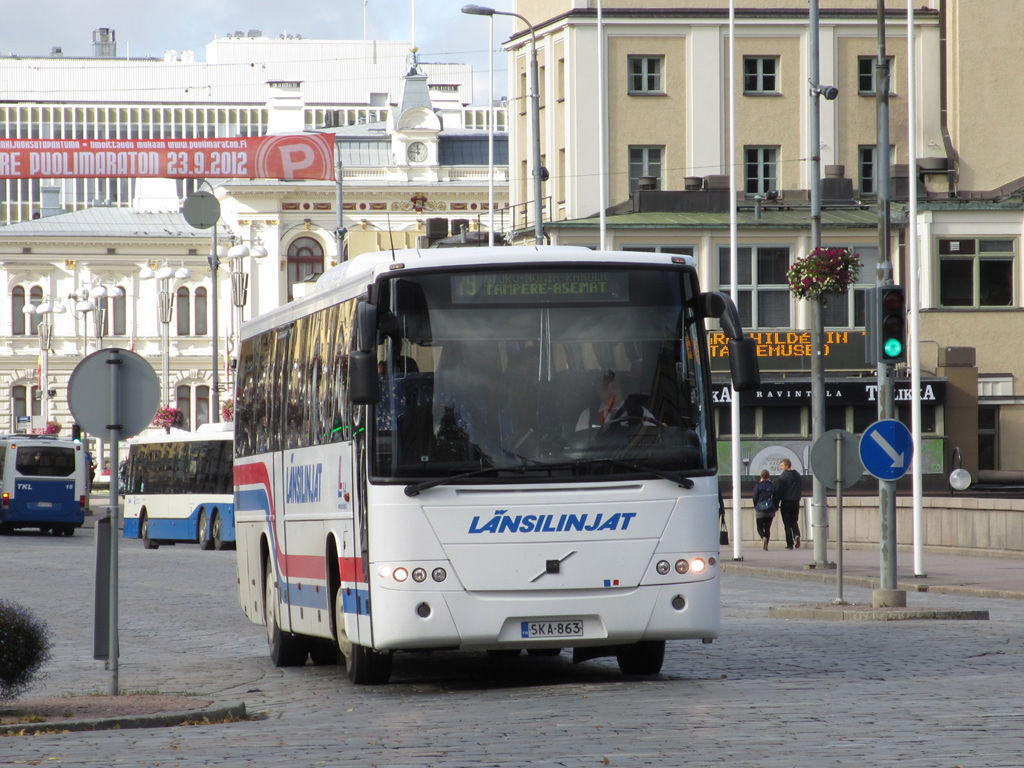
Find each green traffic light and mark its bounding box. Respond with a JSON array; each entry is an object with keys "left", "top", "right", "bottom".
[{"left": 883, "top": 337, "right": 903, "bottom": 358}]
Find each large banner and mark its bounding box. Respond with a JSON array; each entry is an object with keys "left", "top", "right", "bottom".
[{"left": 0, "top": 134, "right": 336, "bottom": 181}]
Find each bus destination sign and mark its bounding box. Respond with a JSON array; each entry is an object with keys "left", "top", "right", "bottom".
[{"left": 451, "top": 271, "right": 630, "bottom": 304}]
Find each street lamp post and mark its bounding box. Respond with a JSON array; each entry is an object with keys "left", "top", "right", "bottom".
[
  {"left": 140, "top": 262, "right": 191, "bottom": 407},
  {"left": 462, "top": 4, "right": 545, "bottom": 245},
  {"left": 227, "top": 240, "right": 267, "bottom": 404},
  {"left": 25, "top": 297, "right": 65, "bottom": 425}
]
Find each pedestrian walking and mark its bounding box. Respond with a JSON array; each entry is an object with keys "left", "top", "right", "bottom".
[
  {"left": 752, "top": 469, "right": 777, "bottom": 550},
  {"left": 776, "top": 458, "right": 802, "bottom": 549}
]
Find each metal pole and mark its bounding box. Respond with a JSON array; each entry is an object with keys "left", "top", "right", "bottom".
[
  {"left": 728, "top": 0, "right": 742, "bottom": 561},
  {"left": 834, "top": 432, "right": 846, "bottom": 604},
  {"left": 528, "top": 27, "right": 544, "bottom": 245},
  {"left": 875, "top": 0, "right": 899, "bottom": 598},
  {"left": 809, "top": 0, "right": 831, "bottom": 569},
  {"left": 106, "top": 349, "right": 122, "bottom": 695},
  {"left": 210, "top": 225, "right": 220, "bottom": 423},
  {"left": 487, "top": 15, "right": 495, "bottom": 247}
]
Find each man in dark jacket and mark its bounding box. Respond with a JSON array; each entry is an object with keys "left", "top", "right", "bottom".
[{"left": 776, "top": 458, "right": 802, "bottom": 549}]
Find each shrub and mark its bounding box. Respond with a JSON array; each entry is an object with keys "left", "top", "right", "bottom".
[{"left": 0, "top": 600, "right": 52, "bottom": 701}]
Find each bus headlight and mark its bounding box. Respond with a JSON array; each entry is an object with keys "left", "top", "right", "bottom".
[
  {"left": 656, "top": 560, "right": 671, "bottom": 575},
  {"left": 431, "top": 567, "right": 447, "bottom": 583},
  {"left": 675, "top": 559, "right": 689, "bottom": 574},
  {"left": 412, "top": 568, "right": 427, "bottom": 583},
  {"left": 690, "top": 558, "right": 707, "bottom": 574},
  {"left": 393, "top": 567, "right": 409, "bottom": 582}
]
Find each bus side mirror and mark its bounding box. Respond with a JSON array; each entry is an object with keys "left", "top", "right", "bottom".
[
  {"left": 349, "top": 350, "right": 380, "bottom": 405},
  {"left": 701, "top": 291, "right": 760, "bottom": 392},
  {"left": 356, "top": 301, "right": 378, "bottom": 353}
]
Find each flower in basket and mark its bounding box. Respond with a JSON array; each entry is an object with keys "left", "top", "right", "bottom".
[
  {"left": 153, "top": 406, "right": 186, "bottom": 432},
  {"left": 221, "top": 399, "right": 234, "bottom": 423},
  {"left": 787, "top": 246, "right": 862, "bottom": 301}
]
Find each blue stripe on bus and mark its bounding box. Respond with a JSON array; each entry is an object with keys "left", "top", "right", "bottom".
[{"left": 123, "top": 502, "right": 235, "bottom": 542}]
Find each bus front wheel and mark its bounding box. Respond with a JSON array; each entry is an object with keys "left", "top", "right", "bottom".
[
  {"left": 198, "top": 511, "right": 213, "bottom": 551},
  {"left": 264, "top": 559, "right": 309, "bottom": 667},
  {"left": 346, "top": 642, "right": 392, "bottom": 685},
  {"left": 616, "top": 640, "right": 666, "bottom": 676}
]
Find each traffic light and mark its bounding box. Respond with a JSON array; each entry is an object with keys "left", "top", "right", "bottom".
[
  {"left": 878, "top": 285, "right": 907, "bottom": 364},
  {"left": 71, "top": 424, "right": 82, "bottom": 443}
]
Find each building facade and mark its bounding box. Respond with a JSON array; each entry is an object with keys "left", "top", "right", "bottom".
[
  {"left": 0, "top": 36, "right": 508, "bottom": 466},
  {"left": 502, "top": 0, "right": 1024, "bottom": 485}
]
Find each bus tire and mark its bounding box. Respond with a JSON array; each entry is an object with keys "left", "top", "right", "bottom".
[
  {"left": 616, "top": 640, "right": 666, "bottom": 676},
  {"left": 264, "top": 558, "right": 309, "bottom": 667},
  {"left": 198, "top": 510, "right": 213, "bottom": 550},
  {"left": 141, "top": 514, "right": 158, "bottom": 550},
  {"left": 212, "top": 512, "right": 229, "bottom": 551},
  {"left": 61, "top": 525, "right": 75, "bottom": 537},
  {"left": 346, "top": 642, "right": 392, "bottom": 685}
]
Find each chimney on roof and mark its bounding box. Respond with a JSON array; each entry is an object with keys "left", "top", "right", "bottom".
[
  {"left": 51, "top": 46, "right": 63, "bottom": 58},
  {"left": 93, "top": 28, "right": 116, "bottom": 58}
]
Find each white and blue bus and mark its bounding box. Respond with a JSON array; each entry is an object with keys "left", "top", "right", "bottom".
[
  {"left": 234, "top": 246, "right": 758, "bottom": 684},
  {"left": 122, "top": 423, "right": 235, "bottom": 550},
  {"left": 0, "top": 435, "right": 88, "bottom": 536}
]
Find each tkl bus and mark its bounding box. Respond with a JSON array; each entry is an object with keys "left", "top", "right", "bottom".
[
  {"left": 122, "top": 423, "right": 235, "bottom": 550},
  {"left": 0, "top": 435, "right": 88, "bottom": 536},
  {"left": 234, "top": 246, "right": 758, "bottom": 684}
]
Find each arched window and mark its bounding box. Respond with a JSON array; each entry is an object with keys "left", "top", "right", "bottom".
[
  {"left": 176, "top": 384, "right": 192, "bottom": 427},
  {"left": 12, "top": 286, "right": 26, "bottom": 335},
  {"left": 111, "top": 287, "right": 127, "bottom": 336},
  {"left": 194, "top": 287, "right": 208, "bottom": 336},
  {"left": 286, "top": 236, "right": 324, "bottom": 301},
  {"left": 196, "top": 385, "right": 210, "bottom": 427},
  {"left": 28, "top": 287, "right": 42, "bottom": 335},
  {"left": 176, "top": 287, "right": 191, "bottom": 336}
]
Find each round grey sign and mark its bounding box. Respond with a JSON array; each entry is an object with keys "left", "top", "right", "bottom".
[
  {"left": 68, "top": 348, "right": 160, "bottom": 438},
  {"left": 182, "top": 190, "right": 221, "bottom": 230},
  {"left": 810, "top": 429, "right": 864, "bottom": 490}
]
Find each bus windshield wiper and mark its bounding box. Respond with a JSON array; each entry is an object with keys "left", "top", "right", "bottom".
[
  {"left": 580, "top": 458, "right": 695, "bottom": 489},
  {"left": 404, "top": 464, "right": 509, "bottom": 497}
]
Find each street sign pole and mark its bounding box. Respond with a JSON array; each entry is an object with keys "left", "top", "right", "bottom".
[
  {"left": 69, "top": 348, "right": 159, "bottom": 696},
  {"left": 834, "top": 432, "right": 846, "bottom": 604},
  {"left": 106, "top": 350, "right": 121, "bottom": 696}
]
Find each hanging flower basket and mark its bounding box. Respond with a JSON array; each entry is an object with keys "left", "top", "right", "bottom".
[
  {"left": 787, "top": 247, "right": 862, "bottom": 301},
  {"left": 221, "top": 399, "right": 234, "bottom": 423},
  {"left": 153, "top": 406, "right": 186, "bottom": 433}
]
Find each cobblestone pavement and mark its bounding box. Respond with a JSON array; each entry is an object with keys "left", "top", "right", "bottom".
[{"left": 2, "top": 524, "right": 1023, "bottom": 767}]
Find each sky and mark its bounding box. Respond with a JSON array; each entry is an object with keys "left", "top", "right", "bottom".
[{"left": 2, "top": 0, "right": 516, "bottom": 103}]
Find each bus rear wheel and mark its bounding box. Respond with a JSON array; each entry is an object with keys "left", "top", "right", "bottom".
[
  {"left": 616, "top": 640, "right": 666, "bottom": 676},
  {"left": 198, "top": 511, "right": 213, "bottom": 550},
  {"left": 212, "top": 512, "right": 230, "bottom": 551},
  {"left": 264, "top": 558, "right": 309, "bottom": 667}
]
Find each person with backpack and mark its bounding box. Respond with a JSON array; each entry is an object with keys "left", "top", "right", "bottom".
[{"left": 752, "top": 469, "right": 778, "bottom": 550}]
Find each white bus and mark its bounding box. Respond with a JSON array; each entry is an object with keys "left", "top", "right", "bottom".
[
  {"left": 0, "top": 435, "right": 88, "bottom": 536},
  {"left": 122, "top": 423, "right": 235, "bottom": 550},
  {"left": 234, "top": 246, "right": 758, "bottom": 684}
]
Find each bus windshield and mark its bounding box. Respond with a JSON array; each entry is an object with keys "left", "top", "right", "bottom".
[{"left": 371, "top": 266, "right": 712, "bottom": 482}]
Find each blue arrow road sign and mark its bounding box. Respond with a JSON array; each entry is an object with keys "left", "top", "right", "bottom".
[{"left": 859, "top": 419, "right": 914, "bottom": 480}]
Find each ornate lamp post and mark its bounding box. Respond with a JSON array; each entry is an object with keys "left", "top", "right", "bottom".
[
  {"left": 227, "top": 240, "right": 267, "bottom": 406},
  {"left": 140, "top": 262, "right": 191, "bottom": 407},
  {"left": 24, "top": 297, "right": 66, "bottom": 425}
]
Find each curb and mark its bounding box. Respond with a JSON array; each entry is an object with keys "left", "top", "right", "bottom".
[
  {"left": 768, "top": 605, "right": 990, "bottom": 621},
  {"left": 0, "top": 701, "right": 247, "bottom": 735},
  {"left": 721, "top": 562, "right": 1024, "bottom": 602}
]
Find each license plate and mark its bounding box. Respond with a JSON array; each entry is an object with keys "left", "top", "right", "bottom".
[
  {"left": 521, "top": 619, "right": 584, "bottom": 639},
  {"left": 36, "top": 502, "right": 53, "bottom": 508}
]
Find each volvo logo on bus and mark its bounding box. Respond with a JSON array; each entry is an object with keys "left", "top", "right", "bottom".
[
  {"left": 286, "top": 461, "right": 323, "bottom": 504},
  {"left": 468, "top": 509, "right": 638, "bottom": 535}
]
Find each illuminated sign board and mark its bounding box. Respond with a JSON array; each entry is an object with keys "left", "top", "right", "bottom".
[
  {"left": 451, "top": 271, "right": 630, "bottom": 304},
  {"left": 709, "top": 330, "right": 869, "bottom": 372}
]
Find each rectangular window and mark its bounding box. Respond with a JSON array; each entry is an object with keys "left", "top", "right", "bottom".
[
  {"left": 938, "top": 238, "right": 1016, "bottom": 308},
  {"left": 743, "top": 56, "right": 779, "bottom": 94},
  {"left": 978, "top": 405, "right": 998, "bottom": 470},
  {"left": 628, "top": 56, "right": 664, "bottom": 94},
  {"left": 718, "top": 246, "right": 791, "bottom": 329},
  {"left": 628, "top": 146, "right": 663, "bottom": 194},
  {"left": 858, "top": 56, "right": 895, "bottom": 95},
  {"left": 744, "top": 146, "right": 778, "bottom": 195},
  {"left": 858, "top": 145, "right": 895, "bottom": 196}
]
